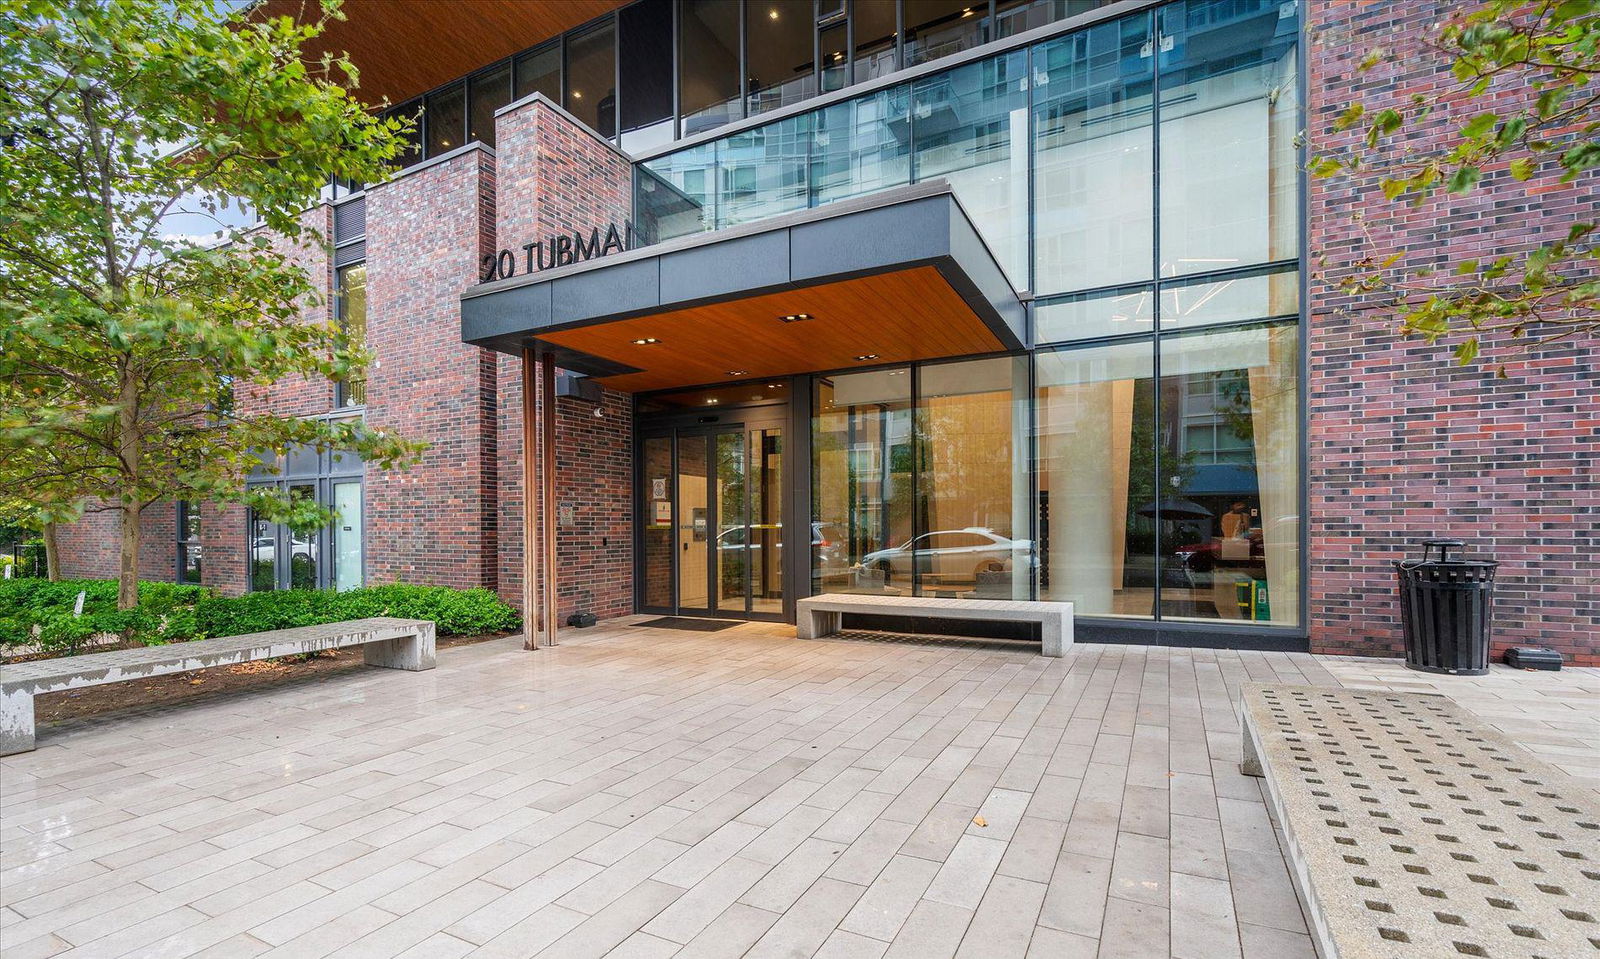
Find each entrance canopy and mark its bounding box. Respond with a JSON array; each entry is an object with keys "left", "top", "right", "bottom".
[{"left": 460, "top": 181, "right": 1026, "bottom": 393}]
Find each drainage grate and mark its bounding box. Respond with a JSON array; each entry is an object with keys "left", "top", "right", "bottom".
[
  {"left": 634, "top": 617, "right": 741, "bottom": 632},
  {"left": 1241, "top": 684, "right": 1600, "bottom": 959}
]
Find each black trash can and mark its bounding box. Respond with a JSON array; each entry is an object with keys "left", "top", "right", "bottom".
[{"left": 1395, "top": 540, "right": 1497, "bottom": 675}]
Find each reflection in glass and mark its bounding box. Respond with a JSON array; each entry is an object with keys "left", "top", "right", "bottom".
[
  {"left": 289, "top": 484, "right": 317, "bottom": 590},
  {"left": 336, "top": 263, "right": 367, "bottom": 407},
  {"left": 642, "top": 437, "right": 673, "bottom": 608},
  {"left": 915, "top": 357, "right": 1030, "bottom": 599},
  {"left": 680, "top": 0, "right": 742, "bottom": 136},
  {"left": 811, "top": 86, "right": 910, "bottom": 207},
  {"left": 812, "top": 369, "right": 913, "bottom": 594},
  {"left": 820, "top": 20, "right": 850, "bottom": 94},
  {"left": 178, "top": 501, "right": 202, "bottom": 584},
  {"left": 637, "top": 143, "right": 717, "bottom": 242},
  {"left": 250, "top": 511, "right": 275, "bottom": 592},
  {"left": 1157, "top": 0, "right": 1299, "bottom": 277},
  {"left": 912, "top": 51, "right": 1028, "bottom": 286},
  {"left": 620, "top": 0, "right": 675, "bottom": 152},
  {"left": 566, "top": 20, "right": 616, "bottom": 138},
  {"left": 905, "top": 0, "right": 988, "bottom": 67},
  {"left": 1033, "top": 14, "right": 1153, "bottom": 294},
  {"left": 747, "top": 0, "right": 815, "bottom": 116},
  {"left": 424, "top": 83, "right": 465, "bottom": 157},
  {"left": 1035, "top": 339, "right": 1155, "bottom": 617},
  {"left": 469, "top": 66, "right": 510, "bottom": 147},
  {"left": 1035, "top": 285, "right": 1154, "bottom": 343},
  {"left": 332, "top": 481, "right": 362, "bottom": 591},
  {"left": 514, "top": 45, "right": 560, "bottom": 102},
  {"left": 1157, "top": 323, "right": 1299, "bottom": 625},
  {"left": 720, "top": 113, "right": 810, "bottom": 228},
  {"left": 751, "top": 428, "right": 784, "bottom": 615},
  {"left": 1161, "top": 268, "right": 1299, "bottom": 330},
  {"left": 716, "top": 432, "right": 748, "bottom": 612},
  {"left": 853, "top": 0, "right": 899, "bottom": 83},
  {"left": 996, "top": 0, "right": 1107, "bottom": 38}
]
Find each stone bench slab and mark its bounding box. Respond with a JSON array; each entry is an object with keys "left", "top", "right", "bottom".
[
  {"left": 1240, "top": 683, "right": 1600, "bottom": 959},
  {"left": 796, "top": 594, "right": 1072, "bottom": 657},
  {"left": 1, "top": 617, "right": 434, "bottom": 755}
]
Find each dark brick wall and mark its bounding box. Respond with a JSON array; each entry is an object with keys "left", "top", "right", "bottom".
[
  {"left": 494, "top": 96, "right": 637, "bottom": 627},
  {"left": 364, "top": 145, "right": 501, "bottom": 591},
  {"left": 1306, "top": 1, "right": 1600, "bottom": 666},
  {"left": 55, "top": 505, "right": 176, "bottom": 582}
]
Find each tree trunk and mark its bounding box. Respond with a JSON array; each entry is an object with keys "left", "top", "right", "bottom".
[
  {"left": 117, "top": 505, "right": 139, "bottom": 610},
  {"left": 42, "top": 520, "right": 60, "bottom": 581}
]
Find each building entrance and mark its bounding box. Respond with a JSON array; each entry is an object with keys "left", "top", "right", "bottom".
[{"left": 637, "top": 396, "right": 786, "bottom": 621}]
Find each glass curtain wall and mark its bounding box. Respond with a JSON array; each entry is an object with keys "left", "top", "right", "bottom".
[
  {"left": 620, "top": 0, "right": 675, "bottom": 152},
  {"left": 567, "top": 20, "right": 617, "bottom": 139},
  {"left": 813, "top": 358, "right": 1028, "bottom": 600},
  {"left": 681, "top": 0, "right": 742, "bottom": 137}
]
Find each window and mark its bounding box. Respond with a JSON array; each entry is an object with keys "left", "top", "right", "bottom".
[
  {"left": 1157, "top": 0, "right": 1300, "bottom": 278},
  {"left": 904, "top": 0, "right": 988, "bottom": 67},
  {"left": 566, "top": 19, "right": 617, "bottom": 139},
  {"left": 680, "top": 0, "right": 742, "bottom": 137},
  {"left": 424, "top": 83, "right": 465, "bottom": 157},
  {"left": 637, "top": 141, "right": 718, "bottom": 242},
  {"left": 719, "top": 113, "right": 810, "bottom": 228},
  {"left": 248, "top": 446, "right": 364, "bottom": 592},
  {"left": 386, "top": 101, "right": 423, "bottom": 167},
  {"left": 514, "top": 44, "right": 561, "bottom": 102},
  {"left": 747, "top": 0, "right": 816, "bottom": 116},
  {"left": 176, "top": 501, "right": 202, "bottom": 584},
  {"left": 1033, "top": 13, "right": 1154, "bottom": 295},
  {"left": 853, "top": 0, "right": 899, "bottom": 84},
  {"left": 335, "top": 263, "right": 367, "bottom": 408},
  {"left": 620, "top": 0, "right": 675, "bottom": 152},
  {"left": 469, "top": 66, "right": 511, "bottom": 148},
  {"left": 809, "top": 85, "right": 910, "bottom": 207}
]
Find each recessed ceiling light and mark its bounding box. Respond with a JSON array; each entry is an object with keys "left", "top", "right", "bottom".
[
  {"left": 854, "top": 354, "right": 879, "bottom": 362},
  {"left": 779, "top": 313, "right": 813, "bottom": 323},
  {"left": 765, "top": 383, "right": 781, "bottom": 389},
  {"left": 726, "top": 370, "right": 748, "bottom": 376},
  {"left": 572, "top": 90, "right": 583, "bottom": 99},
  {"left": 706, "top": 397, "right": 720, "bottom": 405},
  {"left": 768, "top": 8, "right": 779, "bottom": 19},
  {"left": 631, "top": 337, "right": 660, "bottom": 345}
]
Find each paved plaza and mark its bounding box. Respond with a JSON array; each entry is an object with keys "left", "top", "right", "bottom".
[{"left": 3, "top": 621, "right": 1596, "bottom": 959}]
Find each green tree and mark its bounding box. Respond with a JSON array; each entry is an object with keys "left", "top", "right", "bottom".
[
  {"left": 0, "top": 0, "right": 424, "bottom": 609},
  {"left": 1311, "top": 0, "right": 1598, "bottom": 368}
]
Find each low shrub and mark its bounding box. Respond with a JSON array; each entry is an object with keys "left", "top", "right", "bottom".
[
  {"left": 193, "top": 584, "right": 519, "bottom": 638},
  {"left": 1, "top": 579, "right": 518, "bottom": 654}
]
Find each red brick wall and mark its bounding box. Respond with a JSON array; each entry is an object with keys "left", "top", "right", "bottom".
[
  {"left": 55, "top": 505, "right": 176, "bottom": 582},
  {"left": 364, "top": 145, "right": 502, "bottom": 590},
  {"left": 1306, "top": 1, "right": 1600, "bottom": 666},
  {"left": 494, "top": 96, "right": 637, "bottom": 626}
]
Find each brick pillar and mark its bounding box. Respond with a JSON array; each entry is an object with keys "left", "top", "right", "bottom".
[
  {"left": 493, "top": 95, "right": 636, "bottom": 623},
  {"left": 364, "top": 144, "right": 501, "bottom": 591}
]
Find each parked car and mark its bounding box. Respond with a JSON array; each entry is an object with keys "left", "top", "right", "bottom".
[
  {"left": 715, "top": 522, "right": 847, "bottom": 572},
  {"left": 861, "top": 528, "right": 1033, "bottom": 584}
]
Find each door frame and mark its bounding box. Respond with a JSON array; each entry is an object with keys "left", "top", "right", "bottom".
[{"left": 634, "top": 402, "right": 789, "bottom": 622}]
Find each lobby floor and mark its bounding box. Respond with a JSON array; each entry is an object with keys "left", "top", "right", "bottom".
[{"left": 3, "top": 621, "right": 1596, "bottom": 959}]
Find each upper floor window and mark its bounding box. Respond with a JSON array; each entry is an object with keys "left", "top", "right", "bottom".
[
  {"left": 335, "top": 263, "right": 367, "bottom": 408},
  {"left": 176, "top": 501, "right": 202, "bottom": 584}
]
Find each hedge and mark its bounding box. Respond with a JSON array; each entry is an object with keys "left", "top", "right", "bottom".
[{"left": 0, "top": 580, "right": 520, "bottom": 653}]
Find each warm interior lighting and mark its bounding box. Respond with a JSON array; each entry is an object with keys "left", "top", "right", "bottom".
[
  {"left": 961, "top": 6, "right": 974, "bottom": 16},
  {"left": 572, "top": 90, "right": 583, "bottom": 99},
  {"left": 778, "top": 313, "right": 813, "bottom": 322},
  {"left": 854, "top": 354, "right": 879, "bottom": 361},
  {"left": 768, "top": 8, "right": 779, "bottom": 19},
  {"left": 726, "top": 370, "right": 748, "bottom": 376},
  {"left": 766, "top": 383, "right": 781, "bottom": 389},
  {"left": 631, "top": 337, "right": 660, "bottom": 345},
  {"left": 706, "top": 397, "right": 720, "bottom": 405}
]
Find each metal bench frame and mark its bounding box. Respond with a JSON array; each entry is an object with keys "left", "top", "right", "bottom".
[
  {"left": 1, "top": 617, "right": 434, "bottom": 755},
  {"left": 795, "top": 594, "right": 1072, "bottom": 657}
]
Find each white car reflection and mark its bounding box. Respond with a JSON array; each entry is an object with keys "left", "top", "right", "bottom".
[{"left": 860, "top": 528, "right": 1033, "bottom": 584}]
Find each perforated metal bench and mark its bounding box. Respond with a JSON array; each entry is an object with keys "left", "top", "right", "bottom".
[
  {"left": 795, "top": 594, "right": 1072, "bottom": 657},
  {"left": 1, "top": 617, "right": 434, "bottom": 755},
  {"left": 1240, "top": 683, "right": 1600, "bottom": 959}
]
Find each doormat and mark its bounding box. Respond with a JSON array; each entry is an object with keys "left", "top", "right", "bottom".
[{"left": 636, "top": 617, "right": 741, "bottom": 632}]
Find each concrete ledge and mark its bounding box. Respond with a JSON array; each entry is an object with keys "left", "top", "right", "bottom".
[
  {"left": 1240, "top": 683, "right": 1600, "bottom": 959},
  {"left": 796, "top": 594, "right": 1072, "bottom": 657},
  {"left": 0, "top": 618, "right": 434, "bottom": 756}
]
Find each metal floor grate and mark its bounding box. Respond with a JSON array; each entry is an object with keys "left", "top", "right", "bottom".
[{"left": 1241, "top": 684, "right": 1600, "bottom": 959}]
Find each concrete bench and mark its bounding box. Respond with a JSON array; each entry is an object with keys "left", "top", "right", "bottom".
[
  {"left": 1240, "top": 683, "right": 1600, "bottom": 959},
  {"left": 796, "top": 594, "right": 1071, "bottom": 657},
  {"left": 1, "top": 617, "right": 434, "bottom": 755}
]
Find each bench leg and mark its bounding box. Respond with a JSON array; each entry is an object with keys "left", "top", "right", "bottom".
[
  {"left": 1, "top": 688, "right": 36, "bottom": 756},
  {"left": 1240, "top": 707, "right": 1264, "bottom": 778},
  {"left": 364, "top": 623, "right": 436, "bottom": 671},
  {"left": 797, "top": 610, "right": 840, "bottom": 640},
  {"left": 1040, "top": 616, "right": 1070, "bottom": 658}
]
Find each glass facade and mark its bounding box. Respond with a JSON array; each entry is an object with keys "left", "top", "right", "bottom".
[{"left": 635, "top": 0, "right": 1305, "bottom": 634}]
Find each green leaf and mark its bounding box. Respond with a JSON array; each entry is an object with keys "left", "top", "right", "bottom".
[
  {"left": 1447, "top": 165, "right": 1481, "bottom": 194},
  {"left": 1508, "top": 157, "right": 1535, "bottom": 180}
]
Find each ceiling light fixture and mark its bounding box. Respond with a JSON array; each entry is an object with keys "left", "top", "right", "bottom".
[
  {"left": 779, "top": 313, "right": 813, "bottom": 323},
  {"left": 766, "top": 383, "right": 781, "bottom": 389},
  {"left": 853, "top": 354, "right": 879, "bottom": 362},
  {"left": 706, "top": 397, "right": 720, "bottom": 405},
  {"left": 726, "top": 370, "right": 748, "bottom": 376},
  {"left": 631, "top": 337, "right": 660, "bottom": 345},
  {"left": 768, "top": 8, "right": 779, "bottom": 19}
]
